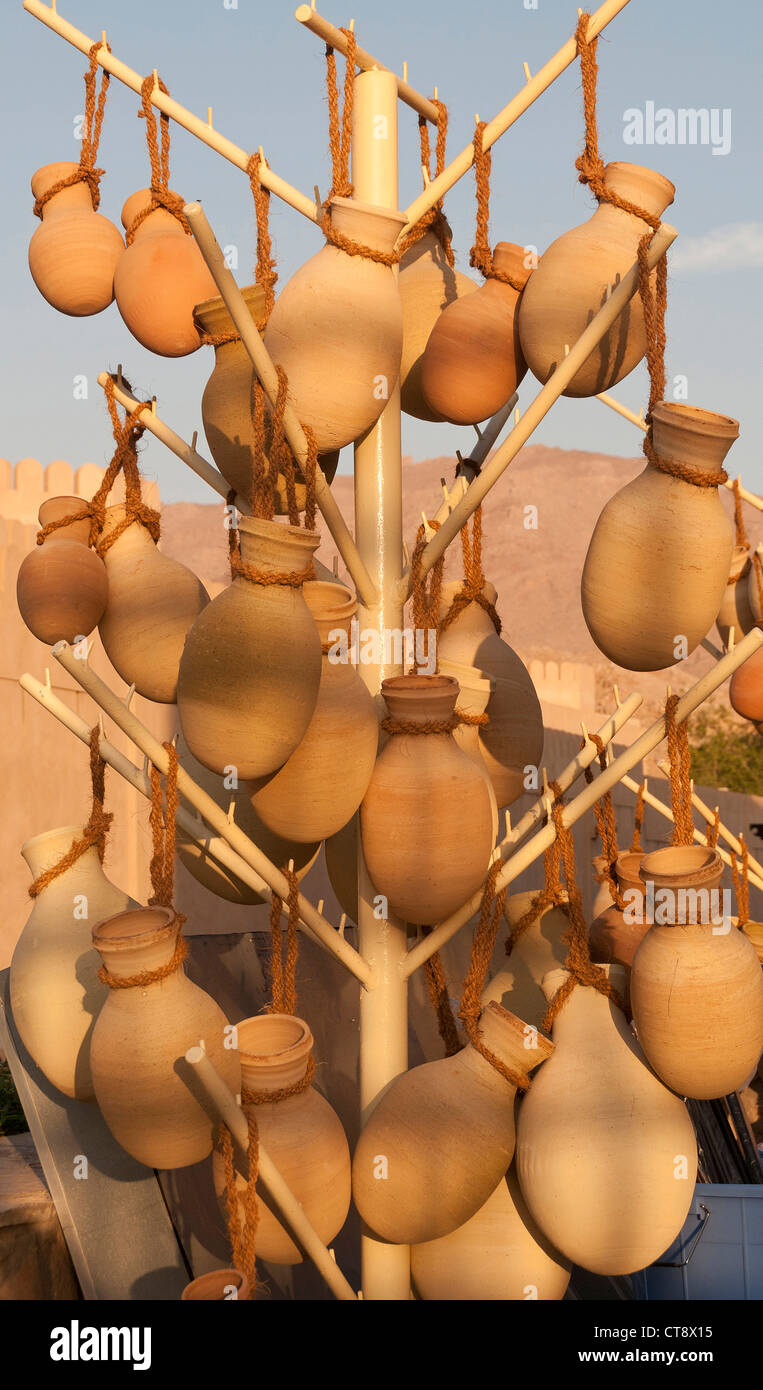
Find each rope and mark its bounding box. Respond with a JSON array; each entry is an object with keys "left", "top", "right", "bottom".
[
  {"left": 408, "top": 519, "right": 444, "bottom": 674},
  {"left": 582, "top": 734, "right": 624, "bottom": 910},
  {"left": 422, "top": 938, "right": 461, "bottom": 1057},
  {"left": 33, "top": 41, "right": 112, "bottom": 217},
  {"left": 732, "top": 479, "right": 749, "bottom": 550},
  {"left": 458, "top": 860, "right": 531, "bottom": 1090},
  {"left": 97, "top": 933, "right": 189, "bottom": 990},
  {"left": 731, "top": 840, "right": 750, "bottom": 928},
  {"left": 630, "top": 779, "right": 646, "bottom": 853},
  {"left": 706, "top": 807, "right": 720, "bottom": 849},
  {"left": 124, "top": 74, "right": 190, "bottom": 245},
  {"left": 28, "top": 725, "right": 113, "bottom": 897},
  {"left": 438, "top": 507, "right": 502, "bottom": 639},
  {"left": 268, "top": 866, "right": 301, "bottom": 1016},
  {"left": 505, "top": 833, "right": 570, "bottom": 958},
  {"left": 247, "top": 152, "right": 278, "bottom": 326},
  {"left": 398, "top": 99, "right": 454, "bottom": 265},
  {"left": 325, "top": 30, "right": 356, "bottom": 200},
  {"left": 469, "top": 121, "right": 525, "bottom": 289},
  {"left": 381, "top": 715, "right": 459, "bottom": 736},
  {"left": 664, "top": 694, "right": 695, "bottom": 847}
]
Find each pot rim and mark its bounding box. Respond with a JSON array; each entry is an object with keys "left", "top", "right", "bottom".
[
  {"left": 651, "top": 400, "right": 740, "bottom": 440},
  {"left": 639, "top": 844, "right": 723, "bottom": 887},
  {"left": 93, "top": 905, "right": 177, "bottom": 950},
  {"left": 237, "top": 1013, "right": 313, "bottom": 1062},
  {"left": 181, "top": 1269, "right": 249, "bottom": 1301}
]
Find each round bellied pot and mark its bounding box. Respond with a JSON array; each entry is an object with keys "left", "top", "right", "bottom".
[
  {"left": 398, "top": 229, "right": 478, "bottom": 421},
  {"left": 17, "top": 497, "right": 108, "bottom": 645},
  {"left": 114, "top": 190, "right": 218, "bottom": 356},
  {"left": 716, "top": 544, "right": 755, "bottom": 650},
  {"left": 740, "top": 920, "right": 763, "bottom": 963},
  {"left": 483, "top": 891, "right": 571, "bottom": 1032},
  {"left": 181, "top": 1269, "right": 250, "bottom": 1301},
  {"left": 28, "top": 162, "right": 124, "bottom": 316},
  {"left": 730, "top": 645, "right": 763, "bottom": 724},
  {"left": 589, "top": 850, "right": 653, "bottom": 970}
]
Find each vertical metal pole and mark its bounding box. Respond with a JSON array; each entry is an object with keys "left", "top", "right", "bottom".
[{"left": 351, "top": 68, "right": 411, "bottom": 1301}]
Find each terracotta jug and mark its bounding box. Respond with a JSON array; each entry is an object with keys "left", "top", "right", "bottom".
[
  {"left": 420, "top": 243, "right": 531, "bottom": 425},
  {"left": 263, "top": 197, "right": 406, "bottom": 452},
  {"left": 716, "top": 545, "right": 755, "bottom": 649},
  {"left": 437, "top": 583, "right": 544, "bottom": 808},
  {"left": 181, "top": 1269, "right": 249, "bottom": 1301},
  {"left": 175, "top": 733, "right": 320, "bottom": 906},
  {"left": 114, "top": 190, "right": 217, "bottom": 356},
  {"left": 741, "top": 921, "right": 763, "bottom": 963},
  {"left": 581, "top": 403, "right": 737, "bottom": 671},
  {"left": 248, "top": 583, "right": 378, "bottom": 843},
  {"left": 352, "top": 1002, "right": 553, "bottom": 1244},
  {"left": 90, "top": 906, "right": 240, "bottom": 1169},
  {"left": 194, "top": 287, "right": 339, "bottom": 513},
  {"left": 516, "top": 965, "right": 697, "bottom": 1274},
  {"left": 398, "top": 230, "right": 478, "bottom": 421},
  {"left": 16, "top": 497, "right": 108, "bottom": 644},
  {"left": 589, "top": 850, "right": 653, "bottom": 970},
  {"left": 177, "top": 517, "right": 322, "bottom": 779},
  {"left": 631, "top": 845, "right": 763, "bottom": 1098},
  {"left": 10, "top": 826, "right": 135, "bottom": 1102},
  {"left": 730, "top": 645, "right": 763, "bottom": 723},
  {"left": 212, "top": 1015, "right": 350, "bottom": 1265},
  {"left": 28, "top": 163, "right": 124, "bottom": 316},
  {"left": 411, "top": 1166, "right": 571, "bottom": 1301},
  {"left": 518, "top": 162, "right": 675, "bottom": 396},
  {"left": 485, "top": 892, "right": 571, "bottom": 1030},
  {"left": 438, "top": 658, "right": 498, "bottom": 844},
  {"left": 97, "top": 505, "right": 209, "bottom": 704},
  {"left": 360, "top": 675, "right": 494, "bottom": 925}
]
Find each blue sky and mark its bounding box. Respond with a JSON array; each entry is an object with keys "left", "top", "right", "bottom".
[{"left": 2, "top": 0, "right": 762, "bottom": 501}]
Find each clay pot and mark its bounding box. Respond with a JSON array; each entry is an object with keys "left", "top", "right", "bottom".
[
  {"left": 516, "top": 965, "right": 697, "bottom": 1275},
  {"left": 581, "top": 403, "right": 737, "bottom": 671},
  {"left": 360, "top": 675, "right": 494, "bottom": 925},
  {"left": 90, "top": 906, "right": 240, "bottom": 1169},
  {"left": 483, "top": 892, "right": 570, "bottom": 1031},
  {"left": 212, "top": 1015, "right": 351, "bottom": 1265},
  {"left": 177, "top": 517, "right": 322, "bottom": 779},
  {"left": 194, "top": 287, "right": 339, "bottom": 513},
  {"left": 631, "top": 845, "right": 763, "bottom": 1098},
  {"left": 10, "top": 826, "right": 135, "bottom": 1102},
  {"left": 352, "top": 1002, "right": 553, "bottom": 1244},
  {"left": 28, "top": 163, "right": 123, "bottom": 316},
  {"left": 248, "top": 583, "right": 378, "bottom": 842},
  {"left": 518, "top": 162, "right": 675, "bottom": 396},
  {"left": 437, "top": 583, "right": 544, "bottom": 808},
  {"left": 398, "top": 230, "right": 478, "bottom": 421},
  {"left": 16, "top": 497, "right": 108, "bottom": 644},
  {"left": 589, "top": 849, "right": 652, "bottom": 970},
  {"left": 730, "top": 645, "right": 763, "bottom": 723},
  {"left": 97, "top": 505, "right": 209, "bottom": 704},
  {"left": 263, "top": 197, "right": 406, "bottom": 452},
  {"left": 181, "top": 1269, "right": 250, "bottom": 1301},
  {"left": 421, "top": 243, "right": 531, "bottom": 425},
  {"left": 438, "top": 658, "right": 499, "bottom": 844},
  {"left": 324, "top": 817, "right": 359, "bottom": 924},
  {"left": 175, "top": 733, "right": 320, "bottom": 906},
  {"left": 716, "top": 545, "right": 755, "bottom": 649},
  {"left": 114, "top": 190, "right": 218, "bottom": 356},
  {"left": 741, "top": 921, "right": 763, "bottom": 963},
  {"left": 411, "top": 1166, "right": 571, "bottom": 1301}
]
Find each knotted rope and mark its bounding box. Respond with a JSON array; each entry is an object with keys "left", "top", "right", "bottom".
[
  {"left": 438, "top": 506, "right": 502, "bottom": 638},
  {"left": 730, "top": 839, "right": 750, "bottom": 929},
  {"left": 268, "top": 866, "right": 301, "bottom": 1016},
  {"left": 469, "top": 120, "right": 525, "bottom": 289},
  {"left": 124, "top": 74, "right": 190, "bottom": 245},
  {"left": 28, "top": 725, "right": 113, "bottom": 898},
  {"left": 408, "top": 519, "right": 444, "bottom": 674},
  {"left": 630, "top": 779, "right": 646, "bottom": 853},
  {"left": 458, "top": 859, "right": 534, "bottom": 1091},
  {"left": 731, "top": 478, "right": 749, "bottom": 553},
  {"left": 582, "top": 733, "right": 625, "bottom": 910},
  {"left": 664, "top": 694, "right": 695, "bottom": 847},
  {"left": 194, "top": 150, "right": 278, "bottom": 349},
  {"left": 398, "top": 99, "right": 454, "bottom": 265},
  {"left": 706, "top": 807, "right": 720, "bottom": 849},
  {"left": 505, "top": 830, "right": 570, "bottom": 958},
  {"left": 33, "top": 41, "right": 112, "bottom": 217}
]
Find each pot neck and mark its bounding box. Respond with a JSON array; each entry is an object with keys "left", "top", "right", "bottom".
[
  {"left": 121, "top": 190, "right": 186, "bottom": 240},
  {"left": 22, "top": 827, "right": 100, "bottom": 883},
  {"left": 465, "top": 1002, "right": 554, "bottom": 1085},
  {"left": 93, "top": 907, "right": 181, "bottom": 980},
  {"left": 302, "top": 581, "right": 356, "bottom": 645},
  {"left": 194, "top": 285, "right": 265, "bottom": 346},
  {"left": 438, "top": 582, "right": 498, "bottom": 635},
  {"left": 541, "top": 965, "right": 627, "bottom": 1038},
  {"left": 236, "top": 516, "right": 319, "bottom": 576},
  {"left": 100, "top": 505, "right": 157, "bottom": 552},
  {"left": 650, "top": 403, "right": 739, "bottom": 479},
  {"left": 326, "top": 196, "right": 407, "bottom": 256},
  {"left": 32, "top": 164, "right": 95, "bottom": 217},
  {"left": 37, "top": 496, "right": 92, "bottom": 546},
  {"left": 381, "top": 674, "right": 458, "bottom": 727},
  {"left": 237, "top": 1015, "right": 314, "bottom": 1094}
]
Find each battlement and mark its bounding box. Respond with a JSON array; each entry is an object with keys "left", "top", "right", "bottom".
[{"left": 0, "top": 459, "right": 161, "bottom": 524}]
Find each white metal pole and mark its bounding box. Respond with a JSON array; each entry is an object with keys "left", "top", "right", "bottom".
[{"left": 351, "top": 67, "right": 411, "bottom": 1302}]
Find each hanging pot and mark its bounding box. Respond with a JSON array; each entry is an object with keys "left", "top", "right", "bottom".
[
  {"left": 631, "top": 845, "right": 763, "bottom": 1098},
  {"left": 517, "top": 162, "right": 675, "bottom": 397},
  {"left": 90, "top": 906, "right": 240, "bottom": 1168},
  {"left": 360, "top": 675, "right": 494, "bottom": 925},
  {"left": 16, "top": 496, "right": 108, "bottom": 644},
  {"left": 177, "top": 516, "right": 322, "bottom": 779},
  {"left": 9, "top": 826, "right": 135, "bottom": 1102},
  {"left": 420, "top": 243, "right": 531, "bottom": 425},
  {"left": 437, "top": 582, "right": 544, "bottom": 808},
  {"left": 248, "top": 583, "right": 378, "bottom": 843},
  {"left": 589, "top": 849, "right": 653, "bottom": 970},
  {"left": 263, "top": 197, "right": 406, "bottom": 452},
  {"left": 581, "top": 403, "right": 737, "bottom": 671},
  {"left": 515, "top": 964, "right": 697, "bottom": 1275},
  {"left": 212, "top": 1014, "right": 351, "bottom": 1265},
  {"left": 484, "top": 892, "right": 571, "bottom": 1031},
  {"left": 398, "top": 230, "right": 478, "bottom": 421},
  {"left": 715, "top": 544, "right": 755, "bottom": 649},
  {"left": 181, "top": 1269, "right": 250, "bottom": 1301},
  {"left": 97, "top": 504, "right": 209, "bottom": 704},
  {"left": 28, "top": 163, "right": 124, "bottom": 317},
  {"left": 113, "top": 190, "right": 217, "bottom": 356},
  {"left": 411, "top": 1166, "right": 571, "bottom": 1301},
  {"left": 437, "top": 658, "right": 498, "bottom": 844},
  {"left": 730, "top": 645, "right": 763, "bottom": 723},
  {"left": 352, "top": 1001, "right": 553, "bottom": 1244}
]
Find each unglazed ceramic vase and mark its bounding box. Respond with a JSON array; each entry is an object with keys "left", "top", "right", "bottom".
[
  {"left": 581, "top": 403, "right": 737, "bottom": 671},
  {"left": 516, "top": 965, "right": 697, "bottom": 1275},
  {"left": 716, "top": 545, "right": 755, "bottom": 650},
  {"left": 360, "top": 675, "right": 494, "bottom": 925},
  {"left": 10, "top": 826, "right": 134, "bottom": 1102},
  {"left": 175, "top": 733, "right": 320, "bottom": 906},
  {"left": 438, "top": 658, "right": 499, "bottom": 844},
  {"left": 28, "top": 163, "right": 124, "bottom": 316},
  {"left": 90, "top": 906, "right": 240, "bottom": 1168},
  {"left": 485, "top": 892, "right": 571, "bottom": 1031},
  {"left": 631, "top": 845, "right": 763, "bottom": 1099},
  {"left": 741, "top": 921, "right": 763, "bottom": 963},
  {"left": 194, "top": 286, "right": 339, "bottom": 514},
  {"left": 16, "top": 496, "right": 108, "bottom": 644},
  {"left": 518, "top": 162, "right": 675, "bottom": 397},
  {"left": 97, "top": 505, "right": 209, "bottom": 704},
  {"left": 352, "top": 1002, "right": 553, "bottom": 1244},
  {"left": 181, "top": 1269, "right": 250, "bottom": 1301},
  {"left": 437, "top": 583, "right": 544, "bottom": 808},
  {"left": 212, "top": 1014, "right": 351, "bottom": 1265},
  {"left": 411, "top": 1166, "right": 571, "bottom": 1301},
  {"left": 248, "top": 583, "right": 378, "bottom": 843},
  {"left": 114, "top": 190, "right": 217, "bottom": 356},
  {"left": 398, "top": 230, "right": 478, "bottom": 421},
  {"left": 178, "top": 517, "right": 322, "bottom": 780},
  {"left": 729, "top": 645, "right": 763, "bottom": 723},
  {"left": 421, "top": 243, "right": 531, "bottom": 425},
  {"left": 589, "top": 850, "right": 652, "bottom": 970},
  {"left": 263, "top": 197, "right": 406, "bottom": 452}
]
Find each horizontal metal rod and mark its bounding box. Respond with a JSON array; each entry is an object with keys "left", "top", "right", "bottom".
[
  {"left": 621, "top": 771, "right": 763, "bottom": 895},
  {"left": 294, "top": 4, "right": 438, "bottom": 122},
  {"left": 23, "top": 0, "right": 319, "bottom": 224}
]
